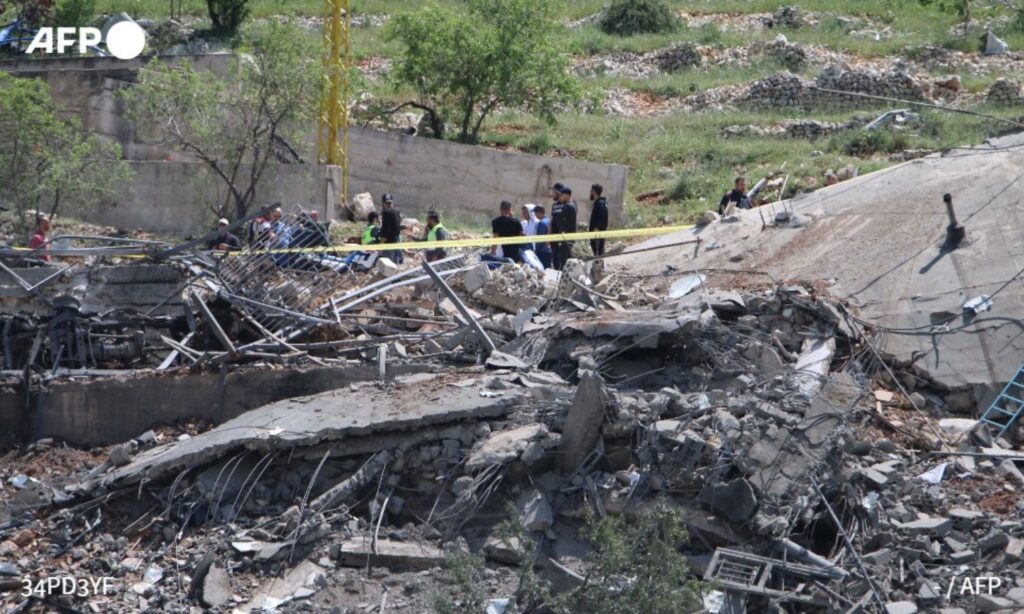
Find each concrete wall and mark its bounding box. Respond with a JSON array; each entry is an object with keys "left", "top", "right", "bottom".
[
  {"left": 0, "top": 364, "right": 430, "bottom": 447},
  {"left": 0, "top": 54, "right": 234, "bottom": 161},
  {"left": 92, "top": 160, "right": 340, "bottom": 233},
  {"left": 346, "top": 127, "right": 629, "bottom": 226},
  {"left": 2, "top": 55, "right": 628, "bottom": 230}
]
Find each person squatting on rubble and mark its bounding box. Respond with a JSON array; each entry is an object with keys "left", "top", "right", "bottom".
[
  {"left": 419, "top": 211, "right": 448, "bottom": 262},
  {"left": 28, "top": 213, "right": 51, "bottom": 262},
  {"left": 488, "top": 200, "right": 524, "bottom": 266},
  {"left": 718, "top": 176, "right": 752, "bottom": 216},
  {"left": 207, "top": 218, "right": 241, "bottom": 252},
  {"left": 380, "top": 193, "right": 404, "bottom": 264},
  {"left": 588, "top": 183, "right": 609, "bottom": 257},
  {"left": 550, "top": 185, "right": 578, "bottom": 270},
  {"left": 533, "top": 205, "right": 553, "bottom": 269}
]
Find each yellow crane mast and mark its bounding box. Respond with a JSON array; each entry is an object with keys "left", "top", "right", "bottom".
[{"left": 318, "top": 0, "right": 350, "bottom": 204}]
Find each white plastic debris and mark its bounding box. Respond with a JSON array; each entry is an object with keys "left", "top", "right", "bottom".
[
  {"left": 939, "top": 418, "right": 978, "bottom": 437},
  {"left": 669, "top": 274, "right": 706, "bottom": 299},
  {"left": 918, "top": 462, "right": 949, "bottom": 485},
  {"left": 143, "top": 565, "right": 164, "bottom": 584},
  {"left": 486, "top": 599, "right": 510, "bottom": 614},
  {"left": 703, "top": 590, "right": 725, "bottom": 613},
  {"left": 963, "top": 295, "right": 993, "bottom": 315}
]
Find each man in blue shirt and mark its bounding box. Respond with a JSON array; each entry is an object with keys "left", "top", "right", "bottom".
[{"left": 533, "top": 205, "right": 552, "bottom": 269}]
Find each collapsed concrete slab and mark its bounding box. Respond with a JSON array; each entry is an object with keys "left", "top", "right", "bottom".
[
  {"left": 75, "top": 373, "right": 523, "bottom": 491},
  {"left": 615, "top": 132, "right": 1024, "bottom": 399}
]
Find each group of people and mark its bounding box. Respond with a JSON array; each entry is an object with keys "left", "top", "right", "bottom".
[
  {"left": 347, "top": 182, "right": 610, "bottom": 272},
  {"left": 200, "top": 182, "right": 612, "bottom": 274},
  {"left": 485, "top": 182, "right": 609, "bottom": 271}
]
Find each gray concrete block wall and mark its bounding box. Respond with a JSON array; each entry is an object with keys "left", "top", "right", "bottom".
[
  {"left": 89, "top": 161, "right": 339, "bottom": 233},
  {"left": 346, "top": 126, "right": 628, "bottom": 227},
  {"left": 2, "top": 55, "right": 628, "bottom": 232}
]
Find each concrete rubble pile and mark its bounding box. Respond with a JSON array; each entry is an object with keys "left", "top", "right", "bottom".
[{"left": 7, "top": 221, "right": 1024, "bottom": 613}]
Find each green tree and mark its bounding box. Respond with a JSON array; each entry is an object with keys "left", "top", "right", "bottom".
[
  {"left": 0, "top": 72, "right": 131, "bottom": 236},
  {"left": 556, "top": 503, "right": 702, "bottom": 614},
  {"left": 122, "top": 22, "right": 318, "bottom": 219},
  {"left": 387, "top": 0, "right": 580, "bottom": 144}
]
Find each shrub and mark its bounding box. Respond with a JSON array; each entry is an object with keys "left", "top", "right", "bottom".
[
  {"left": 695, "top": 22, "right": 722, "bottom": 45},
  {"left": 206, "top": 0, "right": 249, "bottom": 33},
  {"left": 599, "top": 0, "right": 680, "bottom": 36},
  {"left": 555, "top": 503, "right": 702, "bottom": 614},
  {"left": 831, "top": 129, "right": 910, "bottom": 157},
  {"left": 667, "top": 174, "right": 696, "bottom": 201},
  {"left": 54, "top": 0, "right": 95, "bottom": 27}
]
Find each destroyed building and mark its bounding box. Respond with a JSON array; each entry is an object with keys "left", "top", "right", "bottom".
[
  {"left": 5, "top": 179, "right": 1024, "bottom": 613},
  {"left": 5, "top": 12, "right": 1024, "bottom": 614}
]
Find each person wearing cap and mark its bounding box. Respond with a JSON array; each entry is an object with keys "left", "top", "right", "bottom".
[
  {"left": 550, "top": 186, "right": 577, "bottom": 270},
  {"left": 380, "top": 193, "right": 403, "bottom": 264},
  {"left": 588, "top": 183, "right": 609, "bottom": 257},
  {"left": 207, "top": 218, "right": 242, "bottom": 251},
  {"left": 419, "top": 211, "right": 448, "bottom": 262},
  {"left": 27, "top": 214, "right": 51, "bottom": 262}
]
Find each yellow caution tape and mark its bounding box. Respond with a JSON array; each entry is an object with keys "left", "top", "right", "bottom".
[{"left": 224, "top": 224, "right": 696, "bottom": 255}]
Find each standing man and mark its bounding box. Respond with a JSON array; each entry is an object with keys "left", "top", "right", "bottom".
[
  {"left": 550, "top": 186, "right": 577, "bottom": 270},
  {"left": 380, "top": 193, "right": 403, "bottom": 264},
  {"left": 533, "top": 205, "right": 552, "bottom": 269},
  {"left": 718, "top": 176, "right": 751, "bottom": 216},
  {"left": 588, "top": 184, "right": 609, "bottom": 257},
  {"left": 207, "top": 218, "right": 241, "bottom": 251},
  {"left": 420, "top": 211, "right": 448, "bottom": 262},
  {"left": 28, "top": 214, "right": 51, "bottom": 262},
  {"left": 491, "top": 200, "right": 524, "bottom": 263},
  {"left": 521, "top": 204, "right": 539, "bottom": 253}
]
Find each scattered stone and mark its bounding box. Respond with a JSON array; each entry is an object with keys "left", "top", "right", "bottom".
[
  {"left": 348, "top": 192, "right": 376, "bottom": 221},
  {"left": 699, "top": 478, "right": 758, "bottom": 523},
  {"left": 518, "top": 489, "right": 554, "bottom": 532},
  {"left": 201, "top": 564, "right": 232, "bottom": 608},
  {"left": 557, "top": 371, "right": 613, "bottom": 472}
]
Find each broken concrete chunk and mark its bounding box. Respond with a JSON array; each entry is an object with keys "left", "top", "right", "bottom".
[
  {"left": 201, "top": 564, "right": 232, "bottom": 608},
  {"left": 466, "top": 424, "right": 547, "bottom": 472},
  {"left": 518, "top": 489, "right": 553, "bottom": 532},
  {"left": 898, "top": 516, "right": 951, "bottom": 537},
  {"left": 557, "top": 371, "right": 613, "bottom": 472},
  {"left": 336, "top": 539, "right": 444, "bottom": 571},
  {"left": 463, "top": 263, "right": 492, "bottom": 294},
  {"left": 699, "top": 478, "right": 758, "bottom": 524},
  {"left": 483, "top": 534, "right": 524, "bottom": 566},
  {"left": 884, "top": 601, "right": 918, "bottom": 614},
  {"left": 108, "top": 444, "right": 131, "bottom": 467}
]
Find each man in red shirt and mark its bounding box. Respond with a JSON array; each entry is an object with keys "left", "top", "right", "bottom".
[{"left": 28, "top": 215, "right": 51, "bottom": 262}]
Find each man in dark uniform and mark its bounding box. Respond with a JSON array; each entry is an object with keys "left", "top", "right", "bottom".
[
  {"left": 380, "top": 193, "right": 403, "bottom": 264},
  {"left": 550, "top": 186, "right": 577, "bottom": 270},
  {"left": 588, "top": 183, "right": 609, "bottom": 256}
]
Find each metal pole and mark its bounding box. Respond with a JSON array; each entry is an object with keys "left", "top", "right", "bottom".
[{"left": 421, "top": 261, "right": 496, "bottom": 353}]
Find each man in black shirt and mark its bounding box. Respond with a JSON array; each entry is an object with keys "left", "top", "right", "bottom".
[
  {"left": 588, "top": 183, "right": 609, "bottom": 256},
  {"left": 718, "top": 176, "right": 751, "bottom": 215},
  {"left": 491, "top": 200, "right": 524, "bottom": 262},
  {"left": 207, "top": 218, "right": 241, "bottom": 251},
  {"left": 550, "top": 186, "right": 577, "bottom": 270},
  {"left": 379, "top": 193, "right": 403, "bottom": 264}
]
